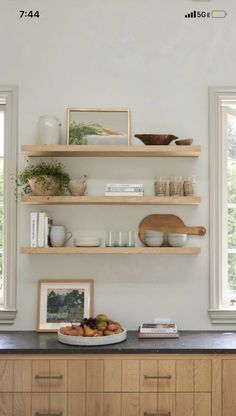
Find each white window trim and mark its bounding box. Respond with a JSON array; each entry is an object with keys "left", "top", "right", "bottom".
[
  {"left": 209, "top": 86, "right": 236, "bottom": 323},
  {"left": 0, "top": 86, "right": 18, "bottom": 324}
]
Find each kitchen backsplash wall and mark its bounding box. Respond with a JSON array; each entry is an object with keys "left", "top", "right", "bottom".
[{"left": 1, "top": 0, "right": 234, "bottom": 329}]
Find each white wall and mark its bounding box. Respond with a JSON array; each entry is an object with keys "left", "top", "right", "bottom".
[{"left": 0, "top": 0, "right": 235, "bottom": 330}]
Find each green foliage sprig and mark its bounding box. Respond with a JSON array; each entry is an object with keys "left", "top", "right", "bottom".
[
  {"left": 69, "top": 122, "right": 102, "bottom": 145},
  {"left": 15, "top": 159, "right": 70, "bottom": 196}
]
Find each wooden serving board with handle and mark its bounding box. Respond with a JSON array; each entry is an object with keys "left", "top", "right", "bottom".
[{"left": 139, "top": 214, "right": 206, "bottom": 246}]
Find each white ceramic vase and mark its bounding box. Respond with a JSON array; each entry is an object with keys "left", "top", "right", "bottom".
[{"left": 38, "top": 115, "right": 60, "bottom": 145}]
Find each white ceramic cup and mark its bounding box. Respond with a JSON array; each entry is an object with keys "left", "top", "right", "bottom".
[{"left": 50, "top": 225, "right": 72, "bottom": 247}]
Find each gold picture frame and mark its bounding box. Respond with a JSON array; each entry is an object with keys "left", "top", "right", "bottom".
[
  {"left": 67, "top": 108, "right": 131, "bottom": 145},
  {"left": 37, "top": 279, "right": 94, "bottom": 332}
]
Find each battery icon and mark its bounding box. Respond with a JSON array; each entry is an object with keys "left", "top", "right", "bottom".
[{"left": 211, "top": 10, "right": 227, "bottom": 18}]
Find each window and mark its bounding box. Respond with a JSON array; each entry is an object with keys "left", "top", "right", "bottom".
[
  {"left": 209, "top": 87, "right": 236, "bottom": 323},
  {"left": 0, "top": 87, "right": 18, "bottom": 324},
  {"left": 0, "top": 106, "right": 5, "bottom": 305}
]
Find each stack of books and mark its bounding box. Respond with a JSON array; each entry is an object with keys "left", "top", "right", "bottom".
[
  {"left": 30, "top": 212, "right": 53, "bottom": 248},
  {"left": 105, "top": 183, "right": 144, "bottom": 196},
  {"left": 138, "top": 323, "right": 179, "bottom": 339}
]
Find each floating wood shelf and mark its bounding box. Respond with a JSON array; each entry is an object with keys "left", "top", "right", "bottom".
[
  {"left": 20, "top": 247, "right": 201, "bottom": 254},
  {"left": 21, "top": 145, "right": 201, "bottom": 158},
  {"left": 20, "top": 195, "right": 201, "bottom": 206}
]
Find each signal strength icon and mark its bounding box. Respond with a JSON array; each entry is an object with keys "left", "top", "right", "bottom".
[{"left": 185, "top": 11, "right": 197, "bottom": 18}]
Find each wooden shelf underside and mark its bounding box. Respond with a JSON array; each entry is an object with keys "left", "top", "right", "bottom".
[
  {"left": 20, "top": 195, "right": 201, "bottom": 206},
  {"left": 21, "top": 145, "right": 201, "bottom": 157},
  {"left": 20, "top": 247, "right": 201, "bottom": 254}
]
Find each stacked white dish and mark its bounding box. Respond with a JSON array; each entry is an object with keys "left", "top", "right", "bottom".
[
  {"left": 74, "top": 237, "right": 101, "bottom": 247},
  {"left": 144, "top": 230, "right": 164, "bottom": 247},
  {"left": 168, "top": 233, "right": 187, "bottom": 247}
]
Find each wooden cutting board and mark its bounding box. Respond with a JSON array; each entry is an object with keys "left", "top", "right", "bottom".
[{"left": 139, "top": 214, "right": 206, "bottom": 246}]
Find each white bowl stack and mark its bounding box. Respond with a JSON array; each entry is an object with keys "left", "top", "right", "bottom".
[
  {"left": 74, "top": 237, "right": 101, "bottom": 247},
  {"left": 144, "top": 230, "right": 164, "bottom": 247},
  {"left": 167, "top": 233, "right": 187, "bottom": 247}
]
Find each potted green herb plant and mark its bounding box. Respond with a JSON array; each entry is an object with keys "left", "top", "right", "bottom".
[
  {"left": 15, "top": 160, "right": 70, "bottom": 196},
  {"left": 69, "top": 122, "right": 102, "bottom": 145}
]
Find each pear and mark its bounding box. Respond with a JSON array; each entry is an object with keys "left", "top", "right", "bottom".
[
  {"left": 108, "top": 323, "right": 120, "bottom": 331},
  {"left": 76, "top": 326, "right": 85, "bottom": 336},
  {"left": 96, "top": 314, "right": 109, "bottom": 322},
  {"left": 60, "top": 326, "right": 71, "bottom": 335},
  {"left": 104, "top": 330, "right": 115, "bottom": 336},
  {"left": 114, "top": 328, "right": 123, "bottom": 334},
  {"left": 84, "top": 324, "right": 96, "bottom": 337},
  {"left": 94, "top": 330, "right": 103, "bottom": 337},
  {"left": 96, "top": 320, "right": 108, "bottom": 331}
]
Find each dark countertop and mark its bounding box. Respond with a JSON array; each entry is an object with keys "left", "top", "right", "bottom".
[{"left": 1, "top": 331, "right": 236, "bottom": 354}]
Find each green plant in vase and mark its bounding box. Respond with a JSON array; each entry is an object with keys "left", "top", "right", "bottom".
[
  {"left": 69, "top": 122, "right": 102, "bottom": 145},
  {"left": 15, "top": 159, "right": 70, "bottom": 196}
]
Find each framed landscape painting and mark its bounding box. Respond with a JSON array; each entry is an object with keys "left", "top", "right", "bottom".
[{"left": 37, "top": 279, "right": 93, "bottom": 332}]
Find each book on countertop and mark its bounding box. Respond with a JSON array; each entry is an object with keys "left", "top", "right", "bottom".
[
  {"left": 30, "top": 212, "right": 38, "bottom": 248},
  {"left": 138, "top": 332, "right": 179, "bottom": 339},
  {"left": 140, "top": 323, "right": 178, "bottom": 334}
]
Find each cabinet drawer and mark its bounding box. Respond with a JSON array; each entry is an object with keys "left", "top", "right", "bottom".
[
  {"left": 50, "top": 360, "right": 67, "bottom": 392},
  {"left": 68, "top": 360, "right": 86, "bottom": 392},
  {"left": 122, "top": 360, "right": 139, "bottom": 392},
  {"left": 68, "top": 393, "right": 86, "bottom": 416},
  {"left": 140, "top": 359, "right": 211, "bottom": 393},
  {"left": 140, "top": 360, "right": 175, "bottom": 392},
  {"left": 32, "top": 360, "right": 50, "bottom": 392},
  {"left": 139, "top": 392, "right": 211, "bottom": 416},
  {"left": 13, "top": 392, "right": 31, "bottom": 416},
  {"left": 86, "top": 360, "right": 104, "bottom": 392},
  {"left": 176, "top": 360, "right": 212, "bottom": 392},
  {"left": 0, "top": 361, "right": 13, "bottom": 392},
  {"left": 14, "top": 360, "right": 32, "bottom": 392},
  {"left": 104, "top": 359, "right": 122, "bottom": 392},
  {"left": 223, "top": 359, "right": 236, "bottom": 416},
  {"left": 32, "top": 392, "right": 67, "bottom": 416},
  {"left": 0, "top": 393, "right": 13, "bottom": 416},
  {"left": 32, "top": 360, "right": 67, "bottom": 393}
]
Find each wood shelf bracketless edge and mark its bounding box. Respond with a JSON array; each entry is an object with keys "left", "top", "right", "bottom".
[
  {"left": 20, "top": 247, "right": 201, "bottom": 254},
  {"left": 20, "top": 195, "right": 201, "bottom": 205},
  {"left": 21, "top": 144, "right": 201, "bottom": 157}
]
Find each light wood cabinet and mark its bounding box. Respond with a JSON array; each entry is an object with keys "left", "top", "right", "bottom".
[
  {"left": 86, "top": 360, "right": 104, "bottom": 392},
  {"left": 222, "top": 359, "right": 236, "bottom": 416},
  {"left": 32, "top": 359, "right": 67, "bottom": 393},
  {"left": 0, "top": 360, "right": 13, "bottom": 392},
  {"left": 0, "top": 393, "right": 13, "bottom": 416},
  {"left": 0, "top": 353, "right": 228, "bottom": 416}
]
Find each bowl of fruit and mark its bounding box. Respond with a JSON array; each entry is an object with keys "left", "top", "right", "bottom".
[{"left": 58, "top": 314, "right": 127, "bottom": 346}]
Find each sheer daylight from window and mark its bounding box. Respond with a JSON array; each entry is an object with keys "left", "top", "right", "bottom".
[{"left": 0, "top": 109, "right": 4, "bottom": 306}]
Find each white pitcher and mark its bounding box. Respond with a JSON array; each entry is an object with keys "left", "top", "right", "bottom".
[{"left": 50, "top": 225, "right": 72, "bottom": 247}]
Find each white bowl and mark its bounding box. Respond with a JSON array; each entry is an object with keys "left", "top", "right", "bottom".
[
  {"left": 145, "top": 235, "right": 164, "bottom": 247},
  {"left": 145, "top": 230, "right": 163, "bottom": 236},
  {"left": 74, "top": 238, "right": 101, "bottom": 247},
  {"left": 58, "top": 328, "right": 127, "bottom": 346},
  {"left": 168, "top": 233, "right": 187, "bottom": 247}
]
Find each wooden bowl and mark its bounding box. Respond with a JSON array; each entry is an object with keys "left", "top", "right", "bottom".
[
  {"left": 134, "top": 134, "right": 178, "bottom": 146},
  {"left": 175, "top": 139, "right": 193, "bottom": 146}
]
